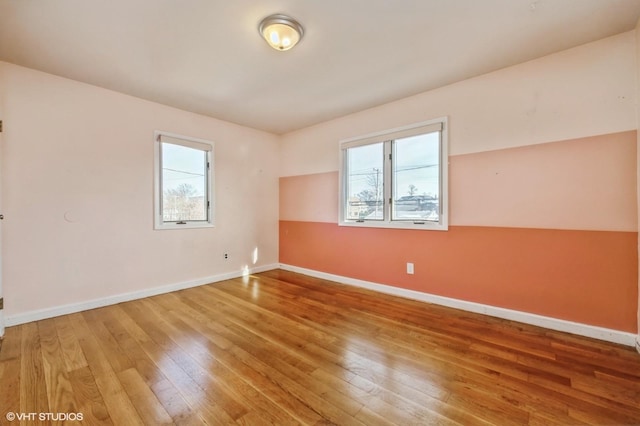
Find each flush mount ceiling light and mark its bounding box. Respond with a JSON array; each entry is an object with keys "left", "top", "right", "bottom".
[{"left": 258, "top": 14, "right": 304, "bottom": 51}]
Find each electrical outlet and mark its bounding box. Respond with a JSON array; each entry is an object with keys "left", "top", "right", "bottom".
[
  {"left": 407, "top": 262, "right": 414, "bottom": 275},
  {"left": 224, "top": 253, "right": 229, "bottom": 260}
]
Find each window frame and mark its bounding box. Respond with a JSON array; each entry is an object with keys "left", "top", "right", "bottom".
[
  {"left": 338, "top": 117, "right": 448, "bottom": 231},
  {"left": 154, "top": 131, "right": 215, "bottom": 230}
]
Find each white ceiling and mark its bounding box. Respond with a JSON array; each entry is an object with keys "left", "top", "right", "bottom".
[{"left": 1, "top": 0, "right": 640, "bottom": 134}]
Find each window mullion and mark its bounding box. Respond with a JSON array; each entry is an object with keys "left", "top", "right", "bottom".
[{"left": 383, "top": 140, "right": 393, "bottom": 222}]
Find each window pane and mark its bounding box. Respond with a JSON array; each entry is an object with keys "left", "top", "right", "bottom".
[
  {"left": 161, "top": 142, "right": 208, "bottom": 222},
  {"left": 392, "top": 132, "right": 440, "bottom": 222},
  {"left": 345, "top": 143, "right": 384, "bottom": 220}
]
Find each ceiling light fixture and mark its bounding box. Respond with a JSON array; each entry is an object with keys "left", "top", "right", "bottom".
[{"left": 258, "top": 14, "right": 304, "bottom": 51}]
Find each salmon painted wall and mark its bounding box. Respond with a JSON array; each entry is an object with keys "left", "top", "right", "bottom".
[
  {"left": 0, "top": 61, "right": 280, "bottom": 320},
  {"left": 279, "top": 32, "right": 639, "bottom": 333}
]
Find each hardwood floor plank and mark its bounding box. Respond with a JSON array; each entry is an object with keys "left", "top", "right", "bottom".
[
  {"left": 68, "top": 312, "right": 144, "bottom": 425},
  {"left": 82, "top": 309, "right": 135, "bottom": 374},
  {"left": 0, "top": 324, "right": 22, "bottom": 361},
  {"left": 311, "top": 367, "right": 491, "bottom": 426},
  {"left": 352, "top": 404, "right": 402, "bottom": 426},
  {"left": 186, "top": 283, "right": 515, "bottom": 425},
  {"left": 118, "top": 301, "right": 242, "bottom": 424},
  {"left": 205, "top": 280, "right": 456, "bottom": 403},
  {"left": 1, "top": 269, "right": 639, "bottom": 425},
  {"left": 53, "top": 315, "right": 88, "bottom": 373},
  {"left": 133, "top": 297, "right": 252, "bottom": 421},
  {"left": 264, "top": 272, "right": 632, "bottom": 422},
  {"left": 38, "top": 318, "right": 79, "bottom": 416},
  {"left": 147, "top": 296, "right": 310, "bottom": 425},
  {"left": 159, "top": 291, "right": 349, "bottom": 425},
  {"left": 19, "top": 322, "right": 49, "bottom": 416},
  {"left": 68, "top": 366, "right": 112, "bottom": 425},
  {"left": 0, "top": 326, "right": 22, "bottom": 422},
  {"left": 385, "top": 323, "right": 629, "bottom": 422},
  {"left": 108, "top": 304, "right": 235, "bottom": 425},
  {"left": 117, "top": 368, "right": 174, "bottom": 425},
  {"left": 96, "top": 310, "right": 202, "bottom": 425}
]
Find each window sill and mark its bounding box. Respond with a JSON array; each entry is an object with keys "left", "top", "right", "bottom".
[
  {"left": 339, "top": 220, "right": 448, "bottom": 231},
  {"left": 154, "top": 222, "right": 214, "bottom": 230}
]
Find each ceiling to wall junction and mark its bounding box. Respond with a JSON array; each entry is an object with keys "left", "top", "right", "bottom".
[{"left": 1, "top": 0, "right": 639, "bottom": 134}]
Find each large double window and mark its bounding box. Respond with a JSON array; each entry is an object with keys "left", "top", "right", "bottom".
[
  {"left": 339, "top": 118, "right": 448, "bottom": 230},
  {"left": 154, "top": 132, "right": 214, "bottom": 229}
]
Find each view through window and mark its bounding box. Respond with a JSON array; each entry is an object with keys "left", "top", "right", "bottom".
[
  {"left": 340, "top": 119, "right": 447, "bottom": 230},
  {"left": 155, "top": 133, "right": 213, "bottom": 229}
]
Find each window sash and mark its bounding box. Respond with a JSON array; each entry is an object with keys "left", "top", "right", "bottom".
[
  {"left": 344, "top": 142, "right": 385, "bottom": 221},
  {"left": 159, "top": 142, "right": 209, "bottom": 223},
  {"left": 154, "top": 131, "right": 214, "bottom": 230},
  {"left": 158, "top": 134, "right": 212, "bottom": 152},
  {"left": 340, "top": 121, "right": 443, "bottom": 150},
  {"left": 339, "top": 118, "right": 447, "bottom": 231},
  {"left": 391, "top": 131, "right": 442, "bottom": 223}
]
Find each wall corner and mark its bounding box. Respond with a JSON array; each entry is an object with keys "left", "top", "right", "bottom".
[{"left": 635, "top": 18, "right": 640, "bottom": 346}]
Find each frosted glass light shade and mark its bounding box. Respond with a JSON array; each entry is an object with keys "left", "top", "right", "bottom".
[{"left": 259, "top": 14, "right": 304, "bottom": 51}]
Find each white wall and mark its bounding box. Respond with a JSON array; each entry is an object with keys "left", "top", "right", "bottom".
[
  {"left": 0, "top": 29, "right": 638, "bottom": 330},
  {"left": 280, "top": 31, "right": 637, "bottom": 177},
  {"left": 0, "top": 62, "right": 279, "bottom": 321}
]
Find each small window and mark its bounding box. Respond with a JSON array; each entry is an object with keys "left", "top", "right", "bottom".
[
  {"left": 339, "top": 118, "right": 448, "bottom": 231},
  {"left": 154, "top": 132, "right": 214, "bottom": 229}
]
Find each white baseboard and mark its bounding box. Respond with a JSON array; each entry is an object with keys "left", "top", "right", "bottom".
[
  {"left": 279, "top": 263, "right": 639, "bottom": 347},
  {"left": 6, "top": 262, "right": 638, "bottom": 349},
  {"left": 4, "top": 263, "right": 279, "bottom": 328}
]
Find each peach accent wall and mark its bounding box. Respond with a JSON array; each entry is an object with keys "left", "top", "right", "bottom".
[
  {"left": 278, "top": 133, "right": 639, "bottom": 332},
  {"left": 280, "top": 172, "right": 338, "bottom": 223},
  {"left": 277, "top": 33, "right": 639, "bottom": 336},
  {"left": 280, "top": 221, "right": 638, "bottom": 332},
  {"left": 280, "top": 133, "right": 637, "bottom": 232},
  {"left": 450, "top": 132, "right": 637, "bottom": 231},
  {"left": 280, "top": 31, "right": 636, "bottom": 178},
  {"left": 0, "top": 62, "right": 280, "bottom": 318}
]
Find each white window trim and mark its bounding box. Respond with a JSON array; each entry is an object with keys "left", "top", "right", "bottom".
[
  {"left": 338, "top": 117, "right": 448, "bottom": 231},
  {"left": 154, "top": 130, "right": 215, "bottom": 230}
]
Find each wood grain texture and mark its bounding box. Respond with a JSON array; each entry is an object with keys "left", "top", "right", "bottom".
[{"left": 0, "top": 269, "right": 638, "bottom": 425}]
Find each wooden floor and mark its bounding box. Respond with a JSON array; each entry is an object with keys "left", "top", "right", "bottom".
[{"left": 1, "top": 270, "right": 639, "bottom": 425}]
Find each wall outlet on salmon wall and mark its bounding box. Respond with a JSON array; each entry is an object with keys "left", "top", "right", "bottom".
[{"left": 407, "top": 263, "right": 414, "bottom": 275}]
